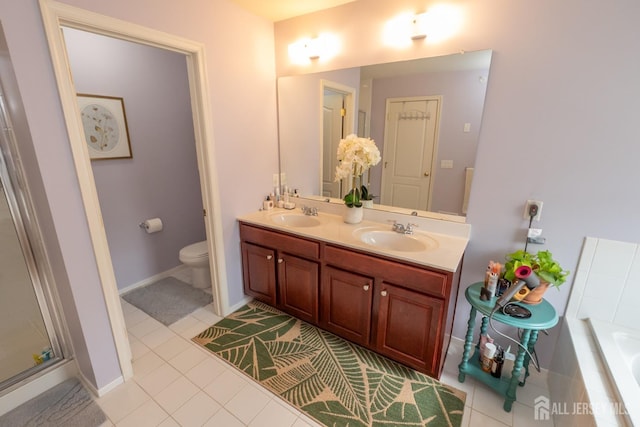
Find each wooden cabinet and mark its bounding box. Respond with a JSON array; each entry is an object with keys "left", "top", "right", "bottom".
[
  {"left": 376, "top": 283, "right": 444, "bottom": 377},
  {"left": 241, "top": 241, "right": 277, "bottom": 305},
  {"left": 278, "top": 253, "right": 319, "bottom": 324},
  {"left": 320, "top": 266, "right": 373, "bottom": 346},
  {"left": 239, "top": 221, "right": 461, "bottom": 379},
  {"left": 240, "top": 224, "right": 320, "bottom": 324}
]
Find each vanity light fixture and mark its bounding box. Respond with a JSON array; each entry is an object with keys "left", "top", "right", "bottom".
[
  {"left": 411, "top": 12, "right": 429, "bottom": 40},
  {"left": 288, "top": 33, "right": 340, "bottom": 64},
  {"left": 383, "top": 5, "right": 464, "bottom": 47}
]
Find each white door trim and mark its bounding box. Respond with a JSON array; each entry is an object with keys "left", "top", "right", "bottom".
[{"left": 39, "top": 0, "right": 228, "bottom": 381}]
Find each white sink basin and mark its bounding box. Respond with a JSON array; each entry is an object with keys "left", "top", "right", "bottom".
[
  {"left": 353, "top": 227, "right": 438, "bottom": 252},
  {"left": 270, "top": 212, "right": 321, "bottom": 228}
]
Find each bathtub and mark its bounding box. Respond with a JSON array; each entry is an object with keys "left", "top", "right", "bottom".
[{"left": 589, "top": 318, "right": 639, "bottom": 426}]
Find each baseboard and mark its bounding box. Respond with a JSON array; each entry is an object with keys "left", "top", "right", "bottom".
[
  {"left": 119, "top": 264, "right": 189, "bottom": 295},
  {"left": 77, "top": 370, "right": 123, "bottom": 398},
  {"left": 0, "top": 360, "right": 77, "bottom": 416}
]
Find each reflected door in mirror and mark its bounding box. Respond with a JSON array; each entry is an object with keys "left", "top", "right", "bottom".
[{"left": 380, "top": 96, "right": 440, "bottom": 211}]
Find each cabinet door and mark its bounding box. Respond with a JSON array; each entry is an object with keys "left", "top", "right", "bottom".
[
  {"left": 376, "top": 283, "right": 444, "bottom": 376},
  {"left": 241, "top": 242, "right": 276, "bottom": 305},
  {"left": 278, "top": 253, "right": 319, "bottom": 324},
  {"left": 321, "top": 266, "right": 373, "bottom": 346}
]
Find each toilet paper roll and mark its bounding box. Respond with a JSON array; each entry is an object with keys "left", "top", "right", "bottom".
[{"left": 142, "top": 218, "right": 163, "bottom": 233}]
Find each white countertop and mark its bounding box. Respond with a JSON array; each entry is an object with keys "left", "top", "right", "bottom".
[{"left": 237, "top": 208, "right": 470, "bottom": 272}]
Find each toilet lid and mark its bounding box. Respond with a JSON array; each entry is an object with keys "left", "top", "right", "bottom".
[{"left": 180, "top": 241, "right": 208, "bottom": 258}]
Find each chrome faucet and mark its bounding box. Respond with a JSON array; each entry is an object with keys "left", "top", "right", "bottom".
[
  {"left": 301, "top": 206, "right": 318, "bottom": 216},
  {"left": 389, "top": 220, "right": 418, "bottom": 235}
]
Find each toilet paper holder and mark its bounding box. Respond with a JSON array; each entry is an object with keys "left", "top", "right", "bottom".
[{"left": 138, "top": 218, "right": 163, "bottom": 233}]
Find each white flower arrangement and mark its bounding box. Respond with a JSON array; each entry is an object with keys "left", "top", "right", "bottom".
[{"left": 334, "top": 134, "right": 381, "bottom": 207}]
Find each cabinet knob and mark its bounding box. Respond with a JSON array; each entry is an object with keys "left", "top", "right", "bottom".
[
  {"left": 278, "top": 258, "right": 284, "bottom": 264},
  {"left": 380, "top": 290, "right": 388, "bottom": 297},
  {"left": 266, "top": 255, "right": 272, "bottom": 260},
  {"left": 363, "top": 285, "right": 370, "bottom": 291}
]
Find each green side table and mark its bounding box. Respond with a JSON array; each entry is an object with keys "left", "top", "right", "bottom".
[{"left": 458, "top": 282, "right": 558, "bottom": 412}]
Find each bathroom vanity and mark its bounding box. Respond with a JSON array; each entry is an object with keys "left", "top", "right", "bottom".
[{"left": 238, "top": 208, "right": 470, "bottom": 379}]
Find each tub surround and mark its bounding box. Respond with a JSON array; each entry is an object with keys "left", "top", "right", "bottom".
[
  {"left": 238, "top": 203, "right": 470, "bottom": 272},
  {"left": 549, "top": 236, "right": 639, "bottom": 427}
]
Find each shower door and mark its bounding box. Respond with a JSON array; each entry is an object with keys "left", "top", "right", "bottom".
[{"left": 0, "top": 86, "right": 63, "bottom": 390}]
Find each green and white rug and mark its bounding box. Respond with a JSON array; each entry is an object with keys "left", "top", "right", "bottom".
[{"left": 193, "top": 301, "right": 465, "bottom": 427}]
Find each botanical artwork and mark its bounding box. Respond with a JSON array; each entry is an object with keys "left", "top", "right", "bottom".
[
  {"left": 77, "top": 94, "right": 132, "bottom": 160},
  {"left": 193, "top": 301, "right": 465, "bottom": 427}
]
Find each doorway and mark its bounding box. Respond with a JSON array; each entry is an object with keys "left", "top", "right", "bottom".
[
  {"left": 380, "top": 96, "right": 441, "bottom": 211},
  {"left": 39, "top": 1, "right": 226, "bottom": 381},
  {"left": 321, "top": 80, "right": 355, "bottom": 198}
]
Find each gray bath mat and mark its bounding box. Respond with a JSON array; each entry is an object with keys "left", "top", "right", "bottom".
[
  {"left": 122, "top": 276, "right": 212, "bottom": 325},
  {"left": 0, "top": 378, "right": 106, "bottom": 426}
]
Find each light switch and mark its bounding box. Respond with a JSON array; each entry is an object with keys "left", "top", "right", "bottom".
[
  {"left": 463, "top": 123, "right": 471, "bottom": 133},
  {"left": 440, "top": 160, "right": 453, "bottom": 169}
]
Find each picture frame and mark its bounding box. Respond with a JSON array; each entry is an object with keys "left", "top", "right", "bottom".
[{"left": 77, "top": 94, "right": 132, "bottom": 160}]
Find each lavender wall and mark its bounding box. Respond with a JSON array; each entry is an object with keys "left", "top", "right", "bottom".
[
  {"left": 63, "top": 28, "right": 206, "bottom": 290},
  {"left": 274, "top": 0, "right": 640, "bottom": 367},
  {"left": 368, "top": 68, "right": 489, "bottom": 214}
]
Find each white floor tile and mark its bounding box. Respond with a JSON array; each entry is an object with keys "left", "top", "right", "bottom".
[
  {"left": 154, "top": 376, "right": 199, "bottom": 414},
  {"left": 512, "top": 402, "right": 555, "bottom": 427},
  {"left": 225, "top": 383, "right": 272, "bottom": 424},
  {"left": 202, "top": 408, "right": 245, "bottom": 427},
  {"left": 131, "top": 351, "right": 165, "bottom": 380},
  {"left": 156, "top": 417, "right": 180, "bottom": 427},
  {"left": 95, "top": 380, "right": 150, "bottom": 424},
  {"left": 468, "top": 408, "right": 511, "bottom": 427},
  {"left": 168, "top": 345, "right": 208, "bottom": 374},
  {"left": 127, "top": 317, "right": 163, "bottom": 339},
  {"left": 168, "top": 315, "right": 202, "bottom": 335},
  {"left": 128, "top": 335, "right": 151, "bottom": 361},
  {"left": 185, "top": 356, "right": 227, "bottom": 388},
  {"left": 248, "top": 398, "right": 298, "bottom": 427},
  {"left": 123, "top": 308, "right": 150, "bottom": 328},
  {"left": 191, "top": 305, "right": 223, "bottom": 325},
  {"left": 171, "top": 391, "right": 221, "bottom": 426},
  {"left": 136, "top": 362, "right": 182, "bottom": 396},
  {"left": 138, "top": 326, "right": 178, "bottom": 349},
  {"left": 115, "top": 399, "right": 169, "bottom": 427},
  {"left": 153, "top": 335, "right": 192, "bottom": 361},
  {"left": 471, "top": 383, "right": 514, "bottom": 426},
  {"left": 203, "top": 367, "right": 248, "bottom": 404}
]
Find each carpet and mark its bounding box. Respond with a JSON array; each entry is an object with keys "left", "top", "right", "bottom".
[
  {"left": 193, "top": 301, "right": 466, "bottom": 427},
  {"left": 0, "top": 378, "right": 106, "bottom": 426},
  {"left": 122, "top": 276, "right": 212, "bottom": 325}
]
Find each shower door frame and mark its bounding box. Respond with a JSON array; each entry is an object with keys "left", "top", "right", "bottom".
[{"left": 0, "top": 83, "right": 68, "bottom": 392}]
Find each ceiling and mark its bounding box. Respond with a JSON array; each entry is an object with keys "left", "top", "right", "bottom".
[{"left": 229, "top": 0, "right": 357, "bottom": 22}]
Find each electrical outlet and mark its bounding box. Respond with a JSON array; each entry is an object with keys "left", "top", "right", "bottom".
[
  {"left": 523, "top": 200, "right": 543, "bottom": 221},
  {"left": 272, "top": 173, "right": 279, "bottom": 188}
]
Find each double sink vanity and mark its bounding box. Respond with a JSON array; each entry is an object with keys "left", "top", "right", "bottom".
[{"left": 238, "top": 204, "right": 470, "bottom": 379}]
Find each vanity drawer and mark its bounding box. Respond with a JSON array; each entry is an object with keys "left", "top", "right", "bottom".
[
  {"left": 239, "top": 223, "right": 320, "bottom": 260},
  {"left": 324, "top": 245, "right": 448, "bottom": 298}
]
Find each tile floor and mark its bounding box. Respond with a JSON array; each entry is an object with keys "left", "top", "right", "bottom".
[{"left": 95, "top": 279, "right": 554, "bottom": 426}]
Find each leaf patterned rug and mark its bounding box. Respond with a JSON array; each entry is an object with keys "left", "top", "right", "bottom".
[{"left": 193, "top": 301, "right": 465, "bottom": 427}]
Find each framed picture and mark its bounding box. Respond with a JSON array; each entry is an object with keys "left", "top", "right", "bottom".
[{"left": 77, "top": 94, "right": 132, "bottom": 160}]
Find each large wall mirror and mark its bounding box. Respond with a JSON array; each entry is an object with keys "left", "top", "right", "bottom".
[{"left": 278, "top": 49, "right": 492, "bottom": 218}]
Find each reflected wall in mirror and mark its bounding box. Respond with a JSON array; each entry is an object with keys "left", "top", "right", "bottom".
[{"left": 278, "top": 49, "right": 492, "bottom": 217}]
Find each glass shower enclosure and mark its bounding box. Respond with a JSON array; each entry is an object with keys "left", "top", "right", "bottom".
[{"left": 0, "top": 32, "right": 65, "bottom": 392}]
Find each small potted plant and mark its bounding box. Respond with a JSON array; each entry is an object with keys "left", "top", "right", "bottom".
[
  {"left": 503, "top": 249, "right": 569, "bottom": 303},
  {"left": 334, "top": 134, "right": 381, "bottom": 223}
]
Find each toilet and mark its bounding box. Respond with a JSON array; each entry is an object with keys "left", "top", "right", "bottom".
[{"left": 179, "top": 241, "right": 211, "bottom": 289}]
